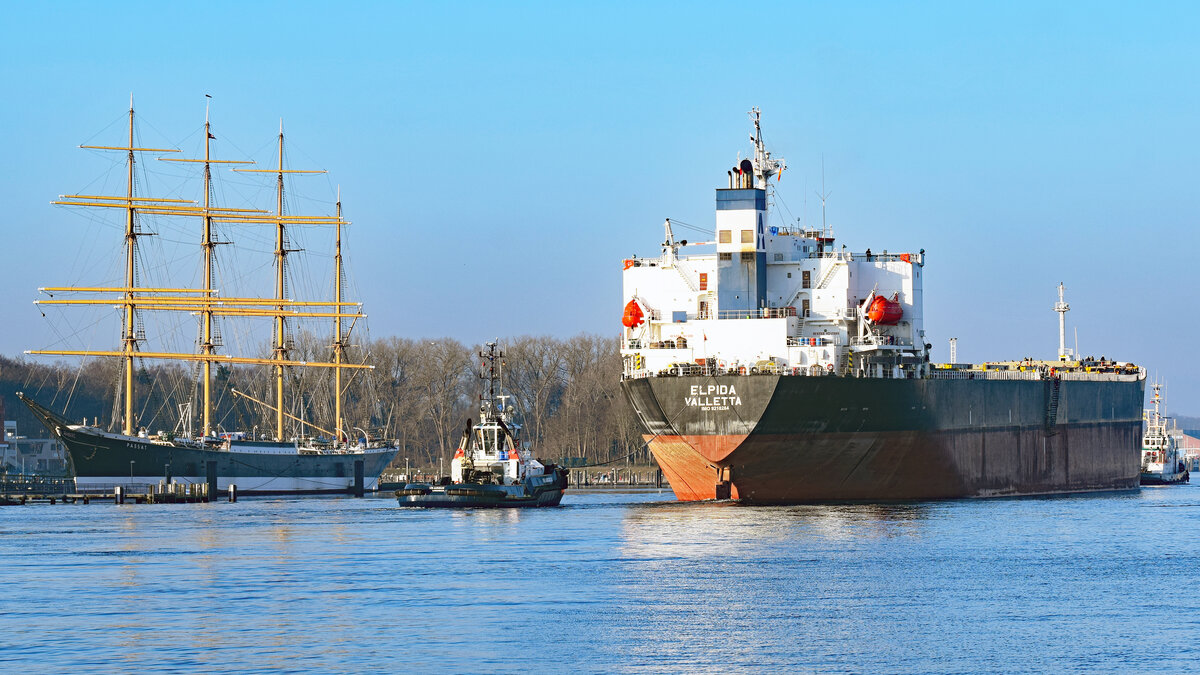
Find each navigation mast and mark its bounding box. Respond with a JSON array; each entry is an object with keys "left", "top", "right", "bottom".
[
  {"left": 1054, "top": 282, "right": 1071, "bottom": 361},
  {"left": 748, "top": 107, "right": 785, "bottom": 187}
]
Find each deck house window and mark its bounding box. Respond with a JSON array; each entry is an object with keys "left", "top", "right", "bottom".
[{"left": 718, "top": 230, "right": 732, "bottom": 244}]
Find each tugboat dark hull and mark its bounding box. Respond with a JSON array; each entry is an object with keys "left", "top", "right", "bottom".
[
  {"left": 395, "top": 468, "right": 569, "bottom": 508},
  {"left": 1140, "top": 471, "right": 1190, "bottom": 486},
  {"left": 623, "top": 373, "right": 1145, "bottom": 503}
]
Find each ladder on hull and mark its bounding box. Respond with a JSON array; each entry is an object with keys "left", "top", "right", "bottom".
[{"left": 1044, "top": 376, "right": 1061, "bottom": 435}]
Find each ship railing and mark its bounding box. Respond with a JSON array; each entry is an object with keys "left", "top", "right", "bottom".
[
  {"left": 710, "top": 307, "right": 797, "bottom": 320},
  {"left": 1057, "top": 370, "right": 1144, "bottom": 382},
  {"left": 623, "top": 362, "right": 841, "bottom": 379},
  {"left": 807, "top": 251, "right": 923, "bottom": 265},
  {"left": 850, "top": 335, "right": 914, "bottom": 347},
  {"left": 923, "top": 367, "right": 1143, "bottom": 382},
  {"left": 624, "top": 338, "right": 693, "bottom": 350},
  {"left": 74, "top": 482, "right": 160, "bottom": 495},
  {"left": 787, "top": 336, "right": 840, "bottom": 347},
  {"left": 925, "top": 370, "right": 1042, "bottom": 381}
]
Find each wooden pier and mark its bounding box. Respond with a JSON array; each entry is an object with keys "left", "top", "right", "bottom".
[{"left": 0, "top": 474, "right": 216, "bottom": 505}]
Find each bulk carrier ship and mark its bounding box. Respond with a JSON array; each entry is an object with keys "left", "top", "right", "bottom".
[{"left": 620, "top": 109, "right": 1145, "bottom": 503}]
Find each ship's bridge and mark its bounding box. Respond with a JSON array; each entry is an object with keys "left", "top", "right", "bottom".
[{"left": 620, "top": 110, "right": 929, "bottom": 380}]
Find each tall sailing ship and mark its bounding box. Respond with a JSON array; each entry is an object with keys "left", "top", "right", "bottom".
[
  {"left": 19, "top": 99, "right": 397, "bottom": 494},
  {"left": 620, "top": 109, "right": 1146, "bottom": 503}
]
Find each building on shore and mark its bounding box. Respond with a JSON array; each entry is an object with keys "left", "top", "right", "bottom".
[{"left": 3, "top": 417, "right": 68, "bottom": 476}]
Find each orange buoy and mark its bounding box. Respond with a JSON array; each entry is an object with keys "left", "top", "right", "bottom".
[
  {"left": 453, "top": 447, "right": 464, "bottom": 459},
  {"left": 622, "top": 299, "right": 644, "bottom": 328}
]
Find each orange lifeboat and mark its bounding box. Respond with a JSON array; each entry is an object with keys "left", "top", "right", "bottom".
[
  {"left": 622, "top": 299, "right": 644, "bottom": 328},
  {"left": 867, "top": 295, "right": 903, "bottom": 324}
]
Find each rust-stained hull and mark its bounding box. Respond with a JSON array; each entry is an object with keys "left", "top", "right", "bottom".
[{"left": 623, "top": 374, "right": 1144, "bottom": 503}]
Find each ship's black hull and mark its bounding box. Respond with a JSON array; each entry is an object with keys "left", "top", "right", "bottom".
[
  {"left": 20, "top": 395, "right": 397, "bottom": 495},
  {"left": 622, "top": 374, "right": 1145, "bottom": 503}
]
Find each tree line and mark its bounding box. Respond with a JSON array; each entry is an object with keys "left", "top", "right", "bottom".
[{"left": 0, "top": 334, "right": 648, "bottom": 470}]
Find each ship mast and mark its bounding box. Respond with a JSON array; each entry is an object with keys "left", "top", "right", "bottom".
[
  {"left": 201, "top": 104, "right": 216, "bottom": 437},
  {"left": 121, "top": 99, "right": 138, "bottom": 436},
  {"left": 274, "top": 124, "right": 287, "bottom": 440},
  {"left": 748, "top": 107, "right": 785, "bottom": 187},
  {"left": 1054, "top": 282, "right": 1071, "bottom": 361},
  {"left": 333, "top": 188, "right": 345, "bottom": 442},
  {"left": 158, "top": 97, "right": 256, "bottom": 437},
  {"left": 33, "top": 104, "right": 372, "bottom": 438},
  {"left": 236, "top": 122, "right": 326, "bottom": 440}
]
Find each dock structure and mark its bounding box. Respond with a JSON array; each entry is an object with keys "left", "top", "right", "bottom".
[{"left": 0, "top": 474, "right": 215, "bottom": 505}]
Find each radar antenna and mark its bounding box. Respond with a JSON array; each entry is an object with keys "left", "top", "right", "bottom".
[{"left": 747, "top": 107, "right": 785, "bottom": 187}]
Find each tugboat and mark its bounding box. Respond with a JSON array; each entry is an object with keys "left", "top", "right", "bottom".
[
  {"left": 1140, "top": 383, "right": 1189, "bottom": 486},
  {"left": 395, "top": 342, "right": 568, "bottom": 508}
]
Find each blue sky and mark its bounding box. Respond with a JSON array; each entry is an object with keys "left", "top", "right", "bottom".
[{"left": 4, "top": 1, "right": 1200, "bottom": 410}]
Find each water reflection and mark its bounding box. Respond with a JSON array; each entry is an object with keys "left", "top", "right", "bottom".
[
  {"left": 618, "top": 500, "right": 932, "bottom": 559},
  {"left": 3, "top": 488, "right": 1199, "bottom": 672}
]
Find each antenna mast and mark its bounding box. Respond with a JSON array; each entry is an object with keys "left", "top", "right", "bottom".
[
  {"left": 748, "top": 107, "right": 785, "bottom": 188},
  {"left": 816, "top": 158, "right": 831, "bottom": 237},
  {"left": 1054, "top": 282, "right": 1071, "bottom": 361}
]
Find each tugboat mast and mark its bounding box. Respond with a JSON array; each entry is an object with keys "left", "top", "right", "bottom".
[{"left": 479, "top": 341, "right": 505, "bottom": 416}]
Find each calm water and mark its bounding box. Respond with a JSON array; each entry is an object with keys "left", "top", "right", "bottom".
[{"left": 2, "top": 485, "right": 1199, "bottom": 673}]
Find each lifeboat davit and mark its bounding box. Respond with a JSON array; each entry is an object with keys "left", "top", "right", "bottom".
[
  {"left": 867, "top": 295, "right": 903, "bottom": 324},
  {"left": 622, "top": 299, "right": 644, "bottom": 328}
]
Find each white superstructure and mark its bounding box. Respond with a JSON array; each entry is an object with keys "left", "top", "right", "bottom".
[{"left": 621, "top": 109, "right": 929, "bottom": 379}]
